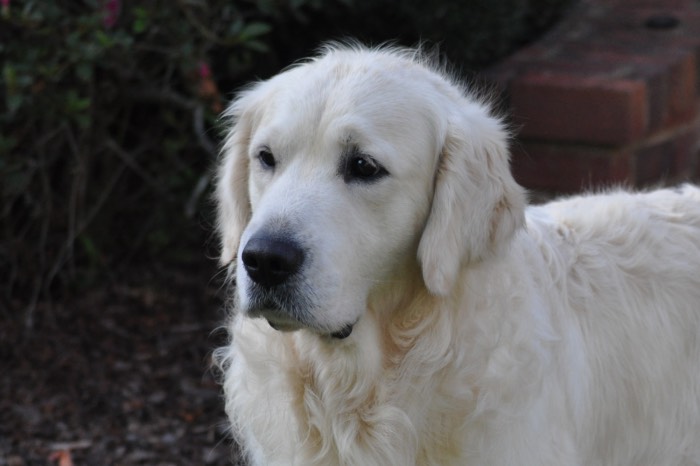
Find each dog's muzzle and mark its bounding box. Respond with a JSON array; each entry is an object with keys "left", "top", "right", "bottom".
[{"left": 242, "top": 232, "right": 355, "bottom": 340}]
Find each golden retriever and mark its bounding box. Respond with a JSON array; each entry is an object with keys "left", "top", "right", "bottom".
[{"left": 215, "top": 44, "right": 700, "bottom": 465}]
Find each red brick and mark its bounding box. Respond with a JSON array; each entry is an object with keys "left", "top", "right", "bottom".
[
  {"left": 512, "top": 57, "right": 621, "bottom": 79},
  {"left": 502, "top": 47, "right": 697, "bottom": 132},
  {"left": 511, "top": 142, "right": 632, "bottom": 192},
  {"left": 594, "top": 8, "right": 689, "bottom": 35},
  {"left": 634, "top": 138, "right": 678, "bottom": 184},
  {"left": 662, "top": 38, "right": 700, "bottom": 89},
  {"left": 634, "top": 119, "right": 700, "bottom": 183},
  {"left": 593, "top": 0, "right": 693, "bottom": 9},
  {"left": 510, "top": 73, "right": 649, "bottom": 145},
  {"left": 481, "top": 64, "right": 523, "bottom": 95},
  {"left": 670, "top": 126, "right": 700, "bottom": 179},
  {"left": 622, "top": 52, "right": 697, "bottom": 130},
  {"left": 484, "top": 0, "right": 700, "bottom": 192},
  {"left": 666, "top": 52, "right": 697, "bottom": 123},
  {"left": 570, "top": 47, "right": 700, "bottom": 129}
]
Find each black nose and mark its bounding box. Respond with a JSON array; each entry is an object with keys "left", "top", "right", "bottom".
[{"left": 241, "top": 235, "right": 305, "bottom": 288}]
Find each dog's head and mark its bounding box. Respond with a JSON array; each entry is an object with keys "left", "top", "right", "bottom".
[{"left": 216, "top": 45, "right": 525, "bottom": 338}]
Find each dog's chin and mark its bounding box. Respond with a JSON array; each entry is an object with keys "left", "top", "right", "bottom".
[
  {"left": 245, "top": 297, "right": 356, "bottom": 339},
  {"left": 248, "top": 308, "right": 304, "bottom": 332},
  {"left": 263, "top": 315, "right": 354, "bottom": 340},
  {"left": 265, "top": 318, "right": 303, "bottom": 333}
]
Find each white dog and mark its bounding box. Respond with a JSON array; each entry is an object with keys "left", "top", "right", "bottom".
[{"left": 215, "top": 44, "right": 700, "bottom": 465}]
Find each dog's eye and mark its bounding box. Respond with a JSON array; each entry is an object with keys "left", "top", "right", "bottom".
[
  {"left": 344, "top": 154, "right": 388, "bottom": 183},
  {"left": 257, "top": 148, "right": 276, "bottom": 170}
]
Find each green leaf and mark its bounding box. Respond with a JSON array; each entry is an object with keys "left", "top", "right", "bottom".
[
  {"left": 132, "top": 6, "right": 150, "bottom": 33},
  {"left": 79, "top": 235, "right": 101, "bottom": 263},
  {"left": 239, "top": 22, "right": 271, "bottom": 40},
  {"left": 15, "top": 72, "right": 33, "bottom": 88},
  {"left": 74, "top": 113, "right": 92, "bottom": 130},
  {"left": 6, "top": 94, "right": 23, "bottom": 115},
  {"left": 244, "top": 39, "right": 269, "bottom": 53},
  {"left": 65, "top": 90, "right": 91, "bottom": 118},
  {"left": 133, "top": 6, "right": 148, "bottom": 18},
  {"left": 76, "top": 63, "right": 93, "bottom": 82},
  {"left": 0, "top": 135, "right": 17, "bottom": 155},
  {"left": 95, "top": 30, "right": 115, "bottom": 48},
  {"left": 255, "top": 0, "right": 276, "bottom": 15},
  {"left": 290, "top": 0, "right": 309, "bottom": 9},
  {"left": 133, "top": 17, "right": 148, "bottom": 34},
  {"left": 3, "top": 167, "right": 31, "bottom": 197},
  {"left": 228, "top": 17, "right": 244, "bottom": 36},
  {"left": 3, "top": 64, "right": 16, "bottom": 91},
  {"left": 111, "top": 30, "right": 134, "bottom": 47}
]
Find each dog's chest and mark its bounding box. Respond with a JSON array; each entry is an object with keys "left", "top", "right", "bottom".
[
  {"left": 228, "top": 318, "right": 477, "bottom": 465},
  {"left": 275, "top": 345, "right": 471, "bottom": 464}
]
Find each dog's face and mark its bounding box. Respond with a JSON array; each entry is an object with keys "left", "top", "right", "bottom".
[{"left": 217, "top": 46, "right": 526, "bottom": 338}]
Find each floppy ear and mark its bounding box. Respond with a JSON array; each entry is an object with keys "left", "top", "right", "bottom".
[
  {"left": 417, "top": 106, "right": 526, "bottom": 296},
  {"left": 215, "top": 94, "right": 256, "bottom": 266}
]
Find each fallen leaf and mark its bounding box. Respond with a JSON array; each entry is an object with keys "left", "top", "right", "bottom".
[{"left": 48, "top": 450, "right": 74, "bottom": 466}]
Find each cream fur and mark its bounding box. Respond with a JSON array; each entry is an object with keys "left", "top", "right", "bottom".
[{"left": 215, "top": 44, "right": 700, "bottom": 465}]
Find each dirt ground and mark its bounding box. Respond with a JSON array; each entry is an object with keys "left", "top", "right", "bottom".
[{"left": 1, "top": 261, "right": 245, "bottom": 466}]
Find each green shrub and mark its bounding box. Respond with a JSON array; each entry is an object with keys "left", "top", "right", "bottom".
[{"left": 0, "top": 0, "right": 343, "bottom": 326}]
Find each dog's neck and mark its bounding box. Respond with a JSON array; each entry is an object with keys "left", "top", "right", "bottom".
[{"left": 289, "top": 265, "right": 442, "bottom": 404}]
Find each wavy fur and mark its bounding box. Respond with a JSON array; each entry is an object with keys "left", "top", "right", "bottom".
[{"left": 215, "top": 44, "right": 700, "bottom": 465}]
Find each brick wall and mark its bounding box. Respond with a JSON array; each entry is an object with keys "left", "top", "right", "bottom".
[{"left": 485, "top": 0, "right": 700, "bottom": 193}]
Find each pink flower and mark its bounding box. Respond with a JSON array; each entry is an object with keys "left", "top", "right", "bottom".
[
  {"left": 198, "top": 61, "right": 212, "bottom": 79},
  {"left": 102, "top": 0, "right": 120, "bottom": 29},
  {"left": 1, "top": 0, "right": 9, "bottom": 17}
]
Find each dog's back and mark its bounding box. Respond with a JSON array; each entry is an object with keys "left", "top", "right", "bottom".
[{"left": 527, "top": 185, "right": 700, "bottom": 465}]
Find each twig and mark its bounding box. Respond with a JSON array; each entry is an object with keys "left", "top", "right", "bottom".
[
  {"left": 128, "top": 87, "right": 197, "bottom": 111},
  {"left": 49, "top": 440, "right": 92, "bottom": 451},
  {"left": 185, "top": 172, "right": 210, "bottom": 219},
  {"left": 185, "top": 104, "right": 217, "bottom": 218},
  {"left": 23, "top": 278, "right": 42, "bottom": 331},
  {"left": 64, "top": 123, "right": 85, "bottom": 277},
  {"left": 43, "top": 162, "right": 127, "bottom": 300},
  {"left": 177, "top": 1, "right": 240, "bottom": 47},
  {"left": 193, "top": 104, "right": 217, "bottom": 157},
  {"left": 105, "top": 138, "right": 172, "bottom": 199},
  {"left": 23, "top": 144, "right": 56, "bottom": 330},
  {"left": 33, "top": 126, "right": 65, "bottom": 150}
]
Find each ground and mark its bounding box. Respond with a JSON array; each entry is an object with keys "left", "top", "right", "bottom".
[{"left": 1, "top": 260, "right": 244, "bottom": 466}]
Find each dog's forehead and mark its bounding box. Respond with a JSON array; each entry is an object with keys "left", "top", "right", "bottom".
[{"left": 255, "top": 55, "right": 444, "bottom": 161}]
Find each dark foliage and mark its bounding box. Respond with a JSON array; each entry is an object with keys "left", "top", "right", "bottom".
[{"left": 1, "top": 0, "right": 342, "bottom": 327}]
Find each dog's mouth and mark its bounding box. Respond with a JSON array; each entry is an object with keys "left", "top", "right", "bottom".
[
  {"left": 247, "top": 291, "right": 355, "bottom": 339},
  {"left": 328, "top": 323, "right": 354, "bottom": 339},
  {"left": 266, "top": 319, "right": 354, "bottom": 339},
  {"left": 264, "top": 319, "right": 302, "bottom": 332}
]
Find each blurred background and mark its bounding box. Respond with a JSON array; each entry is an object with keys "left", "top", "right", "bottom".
[{"left": 8, "top": 0, "right": 699, "bottom": 464}]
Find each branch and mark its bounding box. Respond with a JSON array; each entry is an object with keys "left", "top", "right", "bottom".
[
  {"left": 104, "top": 138, "right": 172, "bottom": 199},
  {"left": 128, "top": 87, "right": 198, "bottom": 111}
]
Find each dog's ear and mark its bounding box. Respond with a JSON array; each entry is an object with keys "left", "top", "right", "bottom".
[
  {"left": 215, "top": 92, "right": 257, "bottom": 266},
  {"left": 418, "top": 106, "right": 526, "bottom": 296}
]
